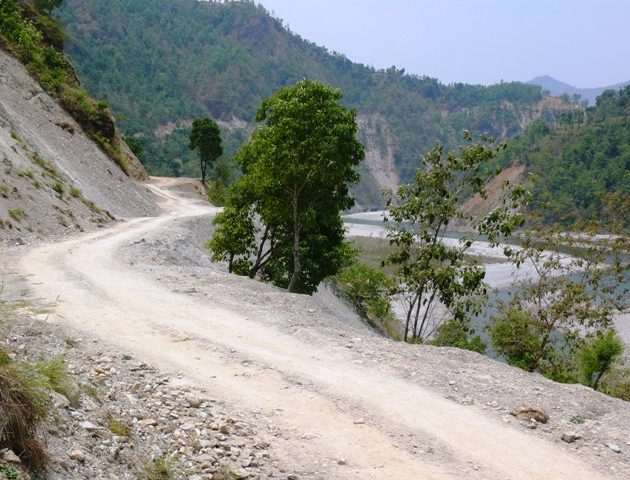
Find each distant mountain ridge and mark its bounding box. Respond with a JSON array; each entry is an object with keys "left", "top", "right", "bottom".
[{"left": 527, "top": 75, "right": 630, "bottom": 106}]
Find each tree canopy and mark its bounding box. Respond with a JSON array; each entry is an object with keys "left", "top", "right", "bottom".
[
  {"left": 208, "top": 80, "right": 364, "bottom": 294},
  {"left": 188, "top": 118, "right": 223, "bottom": 185}
]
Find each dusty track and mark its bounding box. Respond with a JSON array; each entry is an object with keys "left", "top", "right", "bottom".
[{"left": 20, "top": 178, "right": 613, "bottom": 479}]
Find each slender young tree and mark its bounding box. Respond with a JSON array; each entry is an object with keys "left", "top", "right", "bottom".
[
  {"left": 189, "top": 118, "right": 222, "bottom": 185},
  {"left": 385, "top": 133, "right": 528, "bottom": 343}
]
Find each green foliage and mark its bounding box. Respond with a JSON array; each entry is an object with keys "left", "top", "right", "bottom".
[
  {"left": 51, "top": 180, "right": 64, "bottom": 197},
  {"left": 335, "top": 263, "right": 402, "bottom": 340},
  {"left": 385, "top": 133, "right": 528, "bottom": 343},
  {"left": 0, "top": 464, "right": 19, "bottom": 480},
  {"left": 209, "top": 80, "right": 364, "bottom": 294},
  {"left": 490, "top": 308, "right": 545, "bottom": 371},
  {"left": 70, "top": 186, "right": 81, "bottom": 197},
  {"left": 188, "top": 118, "right": 223, "bottom": 185},
  {"left": 576, "top": 330, "right": 624, "bottom": 390},
  {"left": 36, "top": 354, "right": 78, "bottom": 406},
  {"left": 136, "top": 457, "right": 177, "bottom": 480},
  {"left": 432, "top": 320, "right": 487, "bottom": 354},
  {"left": 7, "top": 208, "right": 26, "bottom": 222},
  {"left": 108, "top": 416, "right": 132, "bottom": 437},
  {"left": 57, "top": 0, "right": 561, "bottom": 206},
  {"left": 489, "top": 210, "right": 629, "bottom": 391}
]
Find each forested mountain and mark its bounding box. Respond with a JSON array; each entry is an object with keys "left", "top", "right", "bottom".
[
  {"left": 528, "top": 75, "right": 630, "bottom": 106},
  {"left": 57, "top": 0, "right": 574, "bottom": 208},
  {"left": 490, "top": 86, "right": 630, "bottom": 226}
]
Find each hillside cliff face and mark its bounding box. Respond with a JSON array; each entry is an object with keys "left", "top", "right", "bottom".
[{"left": 0, "top": 49, "right": 158, "bottom": 245}]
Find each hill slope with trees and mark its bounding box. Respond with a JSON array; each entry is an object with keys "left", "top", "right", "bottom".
[
  {"left": 57, "top": 0, "right": 574, "bottom": 208},
  {"left": 490, "top": 86, "right": 630, "bottom": 226}
]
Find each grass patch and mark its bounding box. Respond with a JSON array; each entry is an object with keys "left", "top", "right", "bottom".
[
  {"left": 7, "top": 208, "right": 26, "bottom": 222},
  {"left": 136, "top": 457, "right": 177, "bottom": 480},
  {"left": 36, "top": 355, "right": 78, "bottom": 407},
  {"left": 108, "top": 416, "right": 132, "bottom": 437},
  {"left": 51, "top": 180, "right": 64, "bottom": 197},
  {"left": 81, "top": 382, "right": 100, "bottom": 401},
  {"left": 0, "top": 354, "right": 50, "bottom": 472},
  {"left": 70, "top": 186, "right": 81, "bottom": 198}
]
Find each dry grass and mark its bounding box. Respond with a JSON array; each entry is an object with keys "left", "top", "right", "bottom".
[{"left": 0, "top": 355, "right": 50, "bottom": 471}]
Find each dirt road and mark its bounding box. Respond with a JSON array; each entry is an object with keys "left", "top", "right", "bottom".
[{"left": 19, "top": 178, "right": 616, "bottom": 479}]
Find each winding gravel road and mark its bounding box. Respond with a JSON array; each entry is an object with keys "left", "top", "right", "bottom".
[{"left": 19, "top": 178, "right": 617, "bottom": 479}]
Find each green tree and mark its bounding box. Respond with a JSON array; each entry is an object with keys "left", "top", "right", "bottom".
[
  {"left": 189, "top": 118, "right": 223, "bottom": 185},
  {"left": 208, "top": 80, "right": 364, "bottom": 294},
  {"left": 489, "top": 197, "right": 629, "bottom": 381},
  {"left": 385, "top": 133, "right": 528, "bottom": 343},
  {"left": 33, "top": 0, "right": 64, "bottom": 16}
]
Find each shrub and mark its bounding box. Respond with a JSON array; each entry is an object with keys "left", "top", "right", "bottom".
[
  {"left": 70, "top": 186, "right": 81, "bottom": 198},
  {"left": 51, "top": 180, "right": 64, "bottom": 197},
  {"left": 335, "top": 263, "right": 402, "bottom": 340},
  {"left": 432, "top": 319, "right": 487, "bottom": 354},
  {"left": 576, "top": 331, "right": 625, "bottom": 390},
  {"left": 489, "top": 308, "right": 543, "bottom": 372}
]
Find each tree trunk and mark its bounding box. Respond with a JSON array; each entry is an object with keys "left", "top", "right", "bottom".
[
  {"left": 287, "top": 196, "right": 301, "bottom": 293},
  {"left": 200, "top": 159, "right": 207, "bottom": 185}
]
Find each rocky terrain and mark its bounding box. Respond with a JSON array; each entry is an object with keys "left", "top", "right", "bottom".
[{"left": 0, "top": 48, "right": 158, "bottom": 247}]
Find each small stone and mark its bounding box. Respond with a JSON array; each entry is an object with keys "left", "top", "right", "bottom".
[
  {"left": 605, "top": 443, "right": 622, "bottom": 453},
  {"left": 69, "top": 449, "right": 85, "bottom": 462},
  {"left": 79, "top": 421, "right": 101, "bottom": 431},
  {"left": 138, "top": 418, "right": 158, "bottom": 426},
  {"left": 561, "top": 432, "right": 582, "bottom": 443},
  {"left": 337, "top": 458, "right": 347, "bottom": 465},
  {"left": 52, "top": 391, "right": 70, "bottom": 409},
  {"left": 510, "top": 404, "right": 549, "bottom": 424},
  {"left": 219, "top": 425, "right": 230, "bottom": 435},
  {"left": 2, "top": 449, "right": 22, "bottom": 464},
  {"left": 353, "top": 419, "right": 365, "bottom": 425},
  {"left": 185, "top": 393, "right": 201, "bottom": 408}
]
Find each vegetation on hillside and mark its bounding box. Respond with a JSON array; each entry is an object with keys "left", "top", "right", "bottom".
[
  {"left": 57, "top": 0, "right": 568, "bottom": 205},
  {"left": 491, "top": 86, "right": 630, "bottom": 227},
  {"left": 0, "top": 0, "right": 135, "bottom": 175}
]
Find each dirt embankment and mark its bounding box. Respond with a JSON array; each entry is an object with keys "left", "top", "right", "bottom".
[{"left": 0, "top": 48, "right": 159, "bottom": 247}]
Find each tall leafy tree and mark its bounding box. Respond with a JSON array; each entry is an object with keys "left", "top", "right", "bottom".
[
  {"left": 188, "top": 118, "right": 223, "bottom": 185},
  {"left": 209, "top": 80, "right": 364, "bottom": 294}
]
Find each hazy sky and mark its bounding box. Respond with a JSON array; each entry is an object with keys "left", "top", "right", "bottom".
[{"left": 257, "top": 0, "right": 630, "bottom": 87}]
